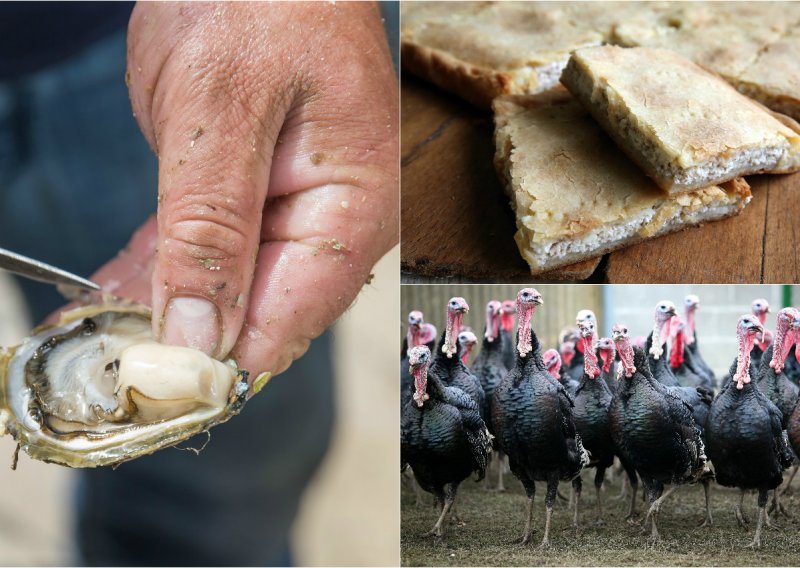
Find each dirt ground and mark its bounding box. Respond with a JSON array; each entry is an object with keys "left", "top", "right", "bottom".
[{"left": 401, "top": 458, "right": 800, "bottom": 567}]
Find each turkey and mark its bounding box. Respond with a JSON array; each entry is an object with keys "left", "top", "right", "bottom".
[
  {"left": 750, "top": 298, "right": 771, "bottom": 363},
  {"left": 787, "top": 388, "right": 800, "bottom": 497},
  {"left": 401, "top": 346, "right": 493, "bottom": 538},
  {"left": 571, "top": 319, "right": 616, "bottom": 525},
  {"left": 471, "top": 301, "right": 507, "bottom": 420},
  {"left": 559, "top": 338, "right": 577, "bottom": 375},
  {"left": 491, "top": 288, "right": 588, "bottom": 547},
  {"left": 756, "top": 307, "right": 800, "bottom": 515},
  {"left": 610, "top": 323, "right": 709, "bottom": 543},
  {"left": 596, "top": 337, "right": 618, "bottom": 394},
  {"left": 401, "top": 310, "right": 437, "bottom": 409},
  {"left": 706, "top": 315, "right": 794, "bottom": 548},
  {"left": 500, "top": 299, "right": 517, "bottom": 370},
  {"left": 646, "top": 301, "right": 713, "bottom": 438},
  {"left": 756, "top": 307, "right": 800, "bottom": 427},
  {"left": 544, "top": 348, "right": 579, "bottom": 394},
  {"left": 471, "top": 301, "right": 510, "bottom": 491},
  {"left": 668, "top": 316, "right": 708, "bottom": 390},
  {"left": 430, "top": 298, "right": 486, "bottom": 415},
  {"left": 458, "top": 330, "right": 478, "bottom": 366},
  {"left": 564, "top": 310, "right": 597, "bottom": 384},
  {"left": 683, "top": 295, "right": 716, "bottom": 387}
]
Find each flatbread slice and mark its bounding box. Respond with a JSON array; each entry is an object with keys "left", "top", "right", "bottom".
[
  {"left": 401, "top": 1, "right": 611, "bottom": 109},
  {"left": 493, "top": 91, "right": 752, "bottom": 275},
  {"left": 560, "top": 46, "right": 800, "bottom": 193},
  {"left": 736, "top": 27, "right": 800, "bottom": 122}
]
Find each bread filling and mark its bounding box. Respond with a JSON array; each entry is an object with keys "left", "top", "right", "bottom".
[{"left": 519, "top": 199, "right": 746, "bottom": 270}]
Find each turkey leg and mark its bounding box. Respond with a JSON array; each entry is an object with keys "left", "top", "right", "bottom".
[
  {"left": 594, "top": 466, "right": 606, "bottom": 524},
  {"left": 642, "top": 484, "right": 678, "bottom": 543},
  {"left": 734, "top": 488, "right": 750, "bottom": 527},
  {"left": 622, "top": 461, "right": 640, "bottom": 521},
  {"left": 746, "top": 489, "right": 768, "bottom": 549},
  {"left": 539, "top": 473, "right": 559, "bottom": 548},
  {"left": 496, "top": 451, "right": 507, "bottom": 492},
  {"left": 572, "top": 475, "right": 582, "bottom": 528},
  {"left": 520, "top": 487, "right": 535, "bottom": 545},
  {"left": 699, "top": 478, "right": 713, "bottom": 527},
  {"left": 426, "top": 483, "right": 457, "bottom": 538},
  {"left": 768, "top": 487, "right": 792, "bottom": 518},
  {"left": 781, "top": 465, "right": 798, "bottom": 496}
]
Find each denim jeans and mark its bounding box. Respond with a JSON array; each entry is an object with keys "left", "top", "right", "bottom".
[{"left": 0, "top": 28, "right": 334, "bottom": 568}]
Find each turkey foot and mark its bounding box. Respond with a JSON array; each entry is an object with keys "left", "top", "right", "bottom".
[
  {"left": 519, "top": 495, "right": 535, "bottom": 546},
  {"left": 745, "top": 506, "right": 766, "bottom": 549},
  {"left": 538, "top": 506, "right": 553, "bottom": 549},
  {"left": 768, "top": 489, "right": 793, "bottom": 519},
  {"left": 781, "top": 465, "right": 798, "bottom": 496},
  {"left": 612, "top": 475, "right": 630, "bottom": 502},
  {"left": 698, "top": 479, "right": 713, "bottom": 527},
  {"left": 734, "top": 490, "right": 750, "bottom": 528},
  {"left": 427, "top": 487, "right": 456, "bottom": 538}
]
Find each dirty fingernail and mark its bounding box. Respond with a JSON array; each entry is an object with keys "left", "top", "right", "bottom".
[{"left": 162, "top": 296, "right": 220, "bottom": 355}]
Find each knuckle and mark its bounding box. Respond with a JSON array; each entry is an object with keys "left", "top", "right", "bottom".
[{"left": 164, "top": 217, "right": 251, "bottom": 266}]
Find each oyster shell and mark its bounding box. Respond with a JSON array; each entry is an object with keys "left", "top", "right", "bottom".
[{"left": 0, "top": 302, "right": 255, "bottom": 468}]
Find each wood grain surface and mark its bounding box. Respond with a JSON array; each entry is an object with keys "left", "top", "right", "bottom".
[{"left": 401, "top": 76, "right": 800, "bottom": 284}]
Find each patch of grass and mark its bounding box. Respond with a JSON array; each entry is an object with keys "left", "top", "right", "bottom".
[{"left": 401, "top": 463, "right": 800, "bottom": 566}]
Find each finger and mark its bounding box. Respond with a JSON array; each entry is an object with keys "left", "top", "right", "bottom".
[
  {"left": 232, "top": 238, "right": 376, "bottom": 378},
  {"left": 141, "top": 53, "right": 294, "bottom": 359},
  {"left": 44, "top": 217, "right": 157, "bottom": 325},
  {"left": 242, "top": 182, "right": 395, "bottom": 377},
  {"left": 89, "top": 215, "right": 158, "bottom": 297}
]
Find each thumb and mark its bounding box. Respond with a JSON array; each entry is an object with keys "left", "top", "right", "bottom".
[
  {"left": 139, "top": 69, "right": 291, "bottom": 358},
  {"left": 150, "top": 110, "right": 278, "bottom": 358}
]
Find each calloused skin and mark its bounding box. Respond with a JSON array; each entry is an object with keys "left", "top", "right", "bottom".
[{"left": 79, "top": 2, "right": 398, "bottom": 379}]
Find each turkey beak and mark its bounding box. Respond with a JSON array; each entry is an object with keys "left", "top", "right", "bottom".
[
  {"left": 533, "top": 296, "right": 543, "bottom": 306},
  {"left": 611, "top": 329, "right": 621, "bottom": 341},
  {"left": 667, "top": 306, "right": 676, "bottom": 316}
]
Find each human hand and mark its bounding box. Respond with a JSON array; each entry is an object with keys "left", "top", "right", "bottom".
[{"left": 87, "top": 1, "right": 398, "bottom": 379}]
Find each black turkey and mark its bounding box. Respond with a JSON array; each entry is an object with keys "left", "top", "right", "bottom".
[
  {"left": 572, "top": 319, "right": 616, "bottom": 525},
  {"left": 544, "top": 348, "right": 579, "bottom": 394},
  {"left": 401, "top": 345, "right": 492, "bottom": 538},
  {"left": 458, "top": 329, "right": 478, "bottom": 366},
  {"left": 756, "top": 307, "right": 800, "bottom": 516},
  {"left": 491, "top": 288, "right": 588, "bottom": 547},
  {"left": 706, "top": 315, "right": 793, "bottom": 548},
  {"left": 597, "top": 336, "right": 618, "bottom": 394},
  {"left": 430, "top": 297, "right": 486, "bottom": 415},
  {"left": 683, "top": 295, "right": 715, "bottom": 387},
  {"left": 610, "top": 323, "right": 709, "bottom": 543},
  {"left": 500, "top": 299, "right": 517, "bottom": 371},
  {"left": 401, "top": 310, "right": 437, "bottom": 409},
  {"left": 471, "top": 301, "right": 510, "bottom": 491},
  {"left": 668, "top": 316, "right": 708, "bottom": 390}
]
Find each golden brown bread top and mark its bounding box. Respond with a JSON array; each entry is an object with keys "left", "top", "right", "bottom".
[
  {"left": 567, "top": 46, "right": 800, "bottom": 169},
  {"left": 493, "top": 92, "right": 750, "bottom": 244},
  {"left": 738, "top": 27, "right": 800, "bottom": 105},
  {"left": 401, "top": 2, "right": 608, "bottom": 71}
]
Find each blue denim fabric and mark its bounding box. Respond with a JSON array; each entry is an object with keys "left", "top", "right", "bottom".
[{"left": 0, "top": 29, "right": 334, "bottom": 568}]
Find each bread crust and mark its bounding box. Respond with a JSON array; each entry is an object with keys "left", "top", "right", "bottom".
[
  {"left": 402, "top": 2, "right": 800, "bottom": 119},
  {"left": 561, "top": 46, "right": 800, "bottom": 193},
  {"left": 401, "top": 41, "right": 512, "bottom": 110},
  {"left": 492, "top": 91, "right": 751, "bottom": 275}
]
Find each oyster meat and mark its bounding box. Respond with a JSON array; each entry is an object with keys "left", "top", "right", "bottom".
[{"left": 0, "top": 302, "right": 257, "bottom": 468}]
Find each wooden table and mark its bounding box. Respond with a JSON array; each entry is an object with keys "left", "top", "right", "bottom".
[{"left": 401, "top": 76, "right": 800, "bottom": 284}]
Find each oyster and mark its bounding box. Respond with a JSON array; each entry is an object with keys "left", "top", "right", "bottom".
[{"left": 0, "top": 302, "right": 258, "bottom": 468}]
